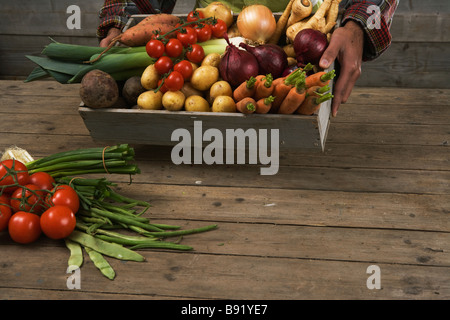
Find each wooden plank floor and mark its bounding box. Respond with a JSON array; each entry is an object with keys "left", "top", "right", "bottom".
[{"left": 0, "top": 80, "right": 449, "bottom": 300}]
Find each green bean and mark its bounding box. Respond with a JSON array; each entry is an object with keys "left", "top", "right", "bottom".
[
  {"left": 85, "top": 247, "right": 116, "bottom": 280},
  {"left": 143, "top": 224, "right": 218, "bottom": 238},
  {"left": 76, "top": 222, "right": 158, "bottom": 242},
  {"left": 91, "top": 207, "right": 164, "bottom": 232},
  {"left": 129, "top": 242, "right": 193, "bottom": 251},
  {"left": 68, "top": 230, "right": 145, "bottom": 262},
  {"left": 64, "top": 239, "right": 83, "bottom": 271}
]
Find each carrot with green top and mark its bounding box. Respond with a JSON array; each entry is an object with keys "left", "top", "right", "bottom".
[
  {"left": 297, "top": 92, "right": 334, "bottom": 115},
  {"left": 278, "top": 71, "right": 307, "bottom": 114},
  {"left": 256, "top": 95, "right": 275, "bottom": 114},
  {"left": 305, "top": 69, "right": 336, "bottom": 88},
  {"left": 254, "top": 74, "right": 274, "bottom": 101},
  {"left": 270, "top": 68, "right": 304, "bottom": 113},
  {"left": 236, "top": 97, "right": 257, "bottom": 114},
  {"left": 233, "top": 76, "right": 257, "bottom": 101}
]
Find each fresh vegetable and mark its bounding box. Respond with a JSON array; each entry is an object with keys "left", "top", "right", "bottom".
[
  {"left": 190, "top": 65, "right": 219, "bottom": 91},
  {"left": 278, "top": 71, "right": 307, "bottom": 114},
  {"left": 239, "top": 43, "right": 288, "bottom": 79},
  {"left": 46, "top": 184, "right": 80, "bottom": 214},
  {"left": 79, "top": 70, "right": 119, "bottom": 108},
  {"left": 233, "top": 76, "right": 257, "bottom": 102},
  {"left": 254, "top": 74, "right": 274, "bottom": 101},
  {"left": 174, "top": 60, "right": 194, "bottom": 80},
  {"left": 0, "top": 159, "right": 30, "bottom": 193},
  {"left": 219, "top": 34, "right": 259, "bottom": 87},
  {"left": 186, "top": 43, "right": 206, "bottom": 64},
  {"left": 0, "top": 195, "right": 12, "bottom": 231},
  {"left": 201, "top": 52, "right": 221, "bottom": 68},
  {"left": 145, "top": 39, "right": 165, "bottom": 58},
  {"left": 194, "top": 23, "right": 213, "bottom": 42},
  {"left": 40, "top": 205, "right": 76, "bottom": 240},
  {"left": 256, "top": 96, "right": 275, "bottom": 114},
  {"left": 197, "top": 2, "right": 234, "bottom": 27},
  {"left": 237, "top": 5, "right": 277, "bottom": 44},
  {"left": 187, "top": 9, "right": 205, "bottom": 22},
  {"left": 65, "top": 239, "right": 83, "bottom": 271},
  {"left": 140, "top": 64, "right": 160, "bottom": 90},
  {"left": 164, "top": 38, "right": 184, "bottom": 57},
  {"left": 268, "top": 0, "right": 295, "bottom": 44},
  {"left": 305, "top": 69, "right": 336, "bottom": 87},
  {"left": 184, "top": 95, "right": 211, "bottom": 112},
  {"left": 154, "top": 56, "right": 174, "bottom": 75},
  {"left": 122, "top": 76, "right": 146, "bottom": 106},
  {"left": 137, "top": 90, "right": 163, "bottom": 110},
  {"left": 236, "top": 97, "right": 257, "bottom": 114},
  {"left": 10, "top": 184, "right": 45, "bottom": 214},
  {"left": 211, "top": 96, "right": 236, "bottom": 113},
  {"left": 294, "top": 28, "right": 328, "bottom": 66},
  {"left": 165, "top": 71, "right": 185, "bottom": 91},
  {"left": 287, "top": 0, "right": 313, "bottom": 27},
  {"left": 162, "top": 90, "right": 186, "bottom": 111},
  {"left": 297, "top": 91, "right": 333, "bottom": 115},
  {"left": 180, "top": 82, "right": 203, "bottom": 98},
  {"left": 85, "top": 247, "right": 116, "bottom": 280},
  {"left": 8, "top": 211, "right": 41, "bottom": 244},
  {"left": 211, "top": 19, "right": 228, "bottom": 38},
  {"left": 177, "top": 26, "right": 198, "bottom": 47}
]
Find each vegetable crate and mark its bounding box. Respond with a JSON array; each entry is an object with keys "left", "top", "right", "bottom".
[{"left": 79, "top": 14, "right": 334, "bottom": 152}]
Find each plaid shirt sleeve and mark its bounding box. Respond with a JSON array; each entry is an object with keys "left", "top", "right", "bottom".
[
  {"left": 341, "top": 0, "right": 399, "bottom": 61},
  {"left": 97, "top": 0, "right": 176, "bottom": 39}
]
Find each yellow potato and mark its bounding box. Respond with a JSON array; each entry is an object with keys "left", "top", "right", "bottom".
[
  {"left": 190, "top": 65, "right": 219, "bottom": 91},
  {"left": 140, "top": 64, "right": 159, "bottom": 90},
  {"left": 137, "top": 90, "right": 163, "bottom": 110},
  {"left": 184, "top": 95, "right": 211, "bottom": 112},
  {"left": 162, "top": 90, "right": 185, "bottom": 111},
  {"left": 201, "top": 53, "right": 221, "bottom": 68},
  {"left": 209, "top": 81, "right": 232, "bottom": 104},
  {"left": 212, "top": 96, "right": 236, "bottom": 113}
]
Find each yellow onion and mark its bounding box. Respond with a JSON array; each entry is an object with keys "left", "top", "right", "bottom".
[{"left": 236, "top": 5, "right": 276, "bottom": 44}]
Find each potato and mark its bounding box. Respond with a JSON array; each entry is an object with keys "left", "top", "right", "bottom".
[
  {"left": 162, "top": 91, "right": 185, "bottom": 111},
  {"left": 137, "top": 90, "right": 163, "bottom": 110},
  {"left": 190, "top": 65, "right": 219, "bottom": 91},
  {"left": 201, "top": 53, "right": 221, "bottom": 68},
  {"left": 184, "top": 95, "right": 211, "bottom": 112},
  {"left": 209, "top": 80, "right": 232, "bottom": 104},
  {"left": 180, "top": 82, "right": 203, "bottom": 98},
  {"left": 212, "top": 96, "right": 236, "bottom": 113},
  {"left": 122, "top": 76, "right": 146, "bottom": 106},
  {"left": 79, "top": 69, "right": 119, "bottom": 109},
  {"left": 140, "top": 64, "right": 159, "bottom": 90}
]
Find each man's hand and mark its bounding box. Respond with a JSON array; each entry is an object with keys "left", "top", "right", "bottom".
[
  {"left": 319, "top": 20, "right": 364, "bottom": 117},
  {"left": 99, "top": 27, "right": 122, "bottom": 47}
]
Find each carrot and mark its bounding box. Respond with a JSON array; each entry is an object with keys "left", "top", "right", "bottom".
[
  {"left": 254, "top": 74, "right": 274, "bottom": 101},
  {"left": 278, "top": 71, "right": 307, "bottom": 114},
  {"left": 233, "top": 76, "right": 257, "bottom": 101},
  {"left": 305, "top": 70, "right": 336, "bottom": 88},
  {"left": 297, "top": 92, "right": 333, "bottom": 115},
  {"left": 287, "top": 0, "right": 313, "bottom": 27},
  {"left": 256, "top": 96, "right": 275, "bottom": 114},
  {"left": 236, "top": 97, "right": 257, "bottom": 114},
  {"left": 271, "top": 68, "right": 305, "bottom": 113},
  {"left": 268, "top": 0, "right": 295, "bottom": 44}
]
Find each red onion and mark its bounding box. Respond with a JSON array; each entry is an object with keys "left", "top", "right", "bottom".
[
  {"left": 239, "top": 43, "right": 288, "bottom": 79},
  {"left": 293, "top": 28, "right": 328, "bottom": 66},
  {"left": 219, "top": 34, "right": 259, "bottom": 87}
]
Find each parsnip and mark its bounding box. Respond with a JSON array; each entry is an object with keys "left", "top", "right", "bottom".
[{"left": 287, "top": 0, "right": 313, "bottom": 27}]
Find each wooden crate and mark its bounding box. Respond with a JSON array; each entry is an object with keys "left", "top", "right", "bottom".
[{"left": 79, "top": 14, "right": 334, "bottom": 152}]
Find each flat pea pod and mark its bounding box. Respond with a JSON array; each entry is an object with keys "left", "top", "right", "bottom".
[
  {"left": 68, "top": 230, "right": 145, "bottom": 262},
  {"left": 64, "top": 238, "right": 83, "bottom": 272},
  {"left": 85, "top": 247, "right": 116, "bottom": 280}
]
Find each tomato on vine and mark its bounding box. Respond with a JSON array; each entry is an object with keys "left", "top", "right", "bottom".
[
  {"left": 195, "top": 23, "right": 212, "bottom": 42},
  {"left": 10, "top": 184, "right": 46, "bottom": 214},
  {"left": 186, "top": 44, "right": 205, "bottom": 64},
  {"left": 154, "top": 56, "right": 174, "bottom": 75},
  {"left": 165, "top": 38, "right": 184, "bottom": 58},
  {"left": 174, "top": 60, "right": 193, "bottom": 80},
  {"left": 177, "top": 27, "right": 197, "bottom": 47},
  {"left": 0, "top": 159, "right": 30, "bottom": 193},
  {"left": 8, "top": 211, "right": 41, "bottom": 244},
  {"left": 29, "top": 172, "right": 55, "bottom": 194},
  {"left": 187, "top": 10, "right": 205, "bottom": 22},
  {"left": 40, "top": 205, "right": 76, "bottom": 240},
  {"left": 0, "top": 194, "right": 11, "bottom": 232},
  {"left": 146, "top": 39, "right": 165, "bottom": 59},
  {"left": 164, "top": 71, "right": 184, "bottom": 92},
  {"left": 211, "top": 19, "right": 227, "bottom": 38},
  {"left": 46, "top": 184, "right": 80, "bottom": 214}
]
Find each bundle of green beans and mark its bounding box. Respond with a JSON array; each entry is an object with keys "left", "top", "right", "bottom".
[{"left": 62, "top": 176, "right": 217, "bottom": 280}]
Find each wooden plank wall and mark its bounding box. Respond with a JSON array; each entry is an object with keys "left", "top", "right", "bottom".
[{"left": 1, "top": 0, "right": 449, "bottom": 88}]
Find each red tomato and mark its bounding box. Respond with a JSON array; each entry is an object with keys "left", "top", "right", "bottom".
[
  {"left": 195, "top": 23, "right": 212, "bottom": 42},
  {"left": 29, "top": 172, "right": 55, "bottom": 193},
  {"left": 0, "top": 159, "right": 30, "bottom": 193},
  {"left": 0, "top": 194, "right": 12, "bottom": 232},
  {"left": 164, "top": 71, "right": 184, "bottom": 91},
  {"left": 157, "top": 79, "right": 168, "bottom": 93},
  {"left": 211, "top": 19, "right": 227, "bottom": 38},
  {"left": 186, "top": 44, "right": 205, "bottom": 64},
  {"left": 187, "top": 10, "right": 205, "bottom": 22},
  {"left": 46, "top": 184, "right": 80, "bottom": 214},
  {"left": 146, "top": 39, "right": 165, "bottom": 59},
  {"left": 165, "top": 38, "right": 184, "bottom": 58},
  {"left": 177, "top": 27, "right": 197, "bottom": 47},
  {"left": 40, "top": 205, "right": 76, "bottom": 240},
  {"left": 154, "top": 56, "right": 174, "bottom": 75},
  {"left": 173, "top": 60, "right": 193, "bottom": 80},
  {"left": 10, "top": 184, "right": 46, "bottom": 214},
  {"left": 8, "top": 211, "right": 41, "bottom": 244}
]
